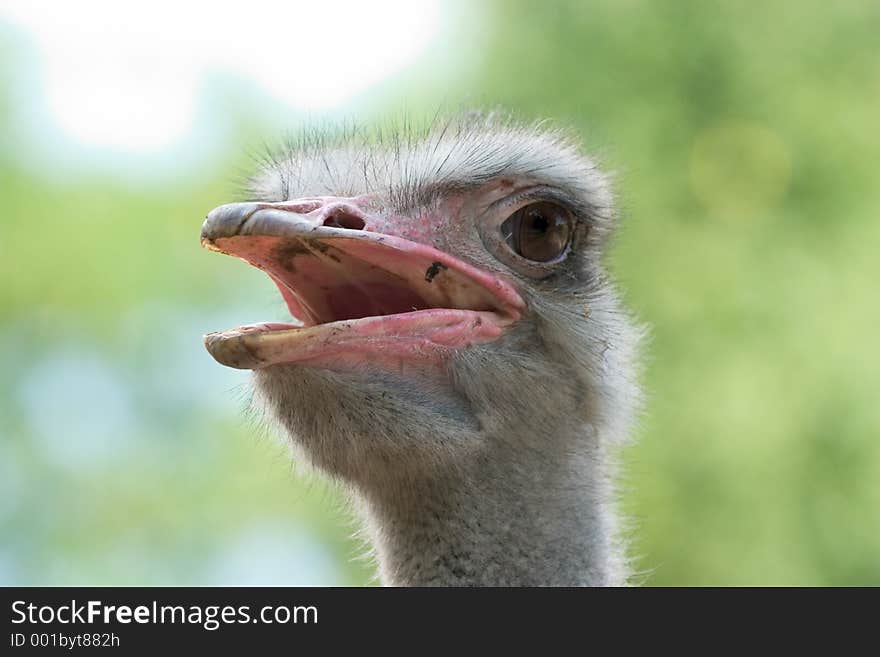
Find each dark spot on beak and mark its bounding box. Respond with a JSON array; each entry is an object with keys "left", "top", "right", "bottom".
[
  {"left": 424, "top": 261, "right": 447, "bottom": 283},
  {"left": 273, "top": 239, "right": 315, "bottom": 273},
  {"left": 312, "top": 241, "right": 343, "bottom": 263}
]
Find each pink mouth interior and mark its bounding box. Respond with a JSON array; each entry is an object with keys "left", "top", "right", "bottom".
[
  {"left": 323, "top": 283, "right": 431, "bottom": 321},
  {"left": 202, "top": 230, "right": 524, "bottom": 370},
  {"left": 213, "top": 234, "right": 514, "bottom": 328}
]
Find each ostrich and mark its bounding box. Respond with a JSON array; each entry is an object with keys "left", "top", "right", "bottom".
[{"left": 201, "top": 113, "right": 642, "bottom": 586}]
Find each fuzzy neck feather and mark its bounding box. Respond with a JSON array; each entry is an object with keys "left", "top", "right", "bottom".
[{"left": 354, "top": 423, "right": 624, "bottom": 586}]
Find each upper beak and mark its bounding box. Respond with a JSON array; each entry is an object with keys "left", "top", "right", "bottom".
[
  {"left": 201, "top": 201, "right": 322, "bottom": 244},
  {"left": 200, "top": 201, "right": 526, "bottom": 325}
]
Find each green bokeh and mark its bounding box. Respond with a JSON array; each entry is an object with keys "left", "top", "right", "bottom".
[{"left": 1, "top": 0, "right": 877, "bottom": 585}]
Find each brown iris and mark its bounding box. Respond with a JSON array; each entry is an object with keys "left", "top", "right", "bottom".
[{"left": 501, "top": 202, "right": 572, "bottom": 262}]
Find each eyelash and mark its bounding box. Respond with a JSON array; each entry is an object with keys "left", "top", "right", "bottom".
[{"left": 493, "top": 188, "right": 584, "bottom": 227}]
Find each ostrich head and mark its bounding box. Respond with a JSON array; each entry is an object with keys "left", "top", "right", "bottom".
[{"left": 201, "top": 114, "right": 641, "bottom": 586}]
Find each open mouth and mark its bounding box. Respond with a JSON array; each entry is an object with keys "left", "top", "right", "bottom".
[{"left": 200, "top": 202, "right": 525, "bottom": 370}]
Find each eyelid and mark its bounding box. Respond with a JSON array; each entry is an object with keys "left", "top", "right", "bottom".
[{"left": 488, "top": 186, "right": 581, "bottom": 223}]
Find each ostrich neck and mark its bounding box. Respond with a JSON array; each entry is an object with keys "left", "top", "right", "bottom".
[{"left": 355, "top": 424, "right": 623, "bottom": 586}]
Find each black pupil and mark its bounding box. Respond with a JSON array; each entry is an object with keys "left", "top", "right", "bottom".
[
  {"left": 501, "top": 202, "right": 572, "bottom": 263},
  {"left": 530, "top": 214, "right": 549, "bottom": 233}
]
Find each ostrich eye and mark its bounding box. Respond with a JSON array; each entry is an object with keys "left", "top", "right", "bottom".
[{"left": 501, "top": 202, "right": 573, "bottom": 262}]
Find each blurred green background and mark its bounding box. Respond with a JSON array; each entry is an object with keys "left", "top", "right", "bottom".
[{"left": 1, "top": 0, "right": 877, "bottom": 585}]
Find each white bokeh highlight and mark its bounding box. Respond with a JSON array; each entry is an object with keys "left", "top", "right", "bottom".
[{"left": 1, "top": 0, "right": 440, "bottom": 151}]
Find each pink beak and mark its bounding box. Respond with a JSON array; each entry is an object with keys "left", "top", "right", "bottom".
[{"left": 200, "top": 198, "right": 524, "bottom": 370}]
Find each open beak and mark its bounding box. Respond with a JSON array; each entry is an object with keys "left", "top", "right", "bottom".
[{"left": 200, "top": 200, "right": 525, "bottom": 370}]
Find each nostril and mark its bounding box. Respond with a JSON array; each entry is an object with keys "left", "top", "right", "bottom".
[{"left": 323, "top": 212, "right": 366, "bottom": 231}]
